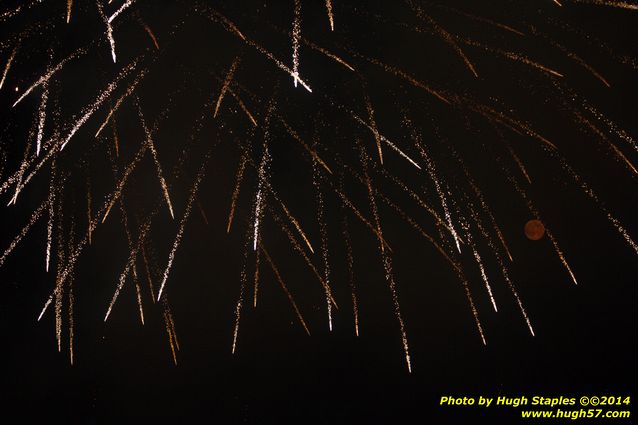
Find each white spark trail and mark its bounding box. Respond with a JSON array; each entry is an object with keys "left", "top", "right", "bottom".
[
  {"left": 61, "top": 60, "right": 139, "bottom": 150},
  {"left": 292, "top": 0, "right": 302, "bottom": 87},
  {"left": 156, "top": 161, "right": 208, "bottom": 300},
  {"left": 97, "top": 0, "right": 117, "bottom": 62},
  {"left": 108, "top": 0, "right": 136, "bottom": 23}
]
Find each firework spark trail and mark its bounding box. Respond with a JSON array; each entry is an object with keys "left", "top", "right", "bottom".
[
  {"left": 104, "top": 220, "right": 152, "bottom": 322},
  {"left": 231, "top": 223, "right": 252, "bottom": 355},
  {"left": 376, "top": 167, "right": 455, "bottom": 236},
  {"left": 102, "top": 123, "right": 155, "bottom": 222},
  {"left": 458, "top": 269, "right": 487, "bottom": 345},
  {"left": 292, "top": 0, "right": 302, "bottom": 88},
  {"left": 13, "top": 47, "right": 89, "bottom": 107},
  {"left": 115, "top": 195, "right": 145, "bottom": 324},
  {"left": 569, "top": 0, "right": 638, "bottom": 10},
  {"left": 137, "top": 100, "right": 175, "bottom": 218},
  {"left": 327, "top": 181, "right": 392, "bottom": 252},
  {"left": 54, "top": 199, "right": 65, "bottom": 353},
  {"left": 68, "top": 268, "right": 75, "bottom": 364},
  {"left": 467, "top": 202, "right": 535, "bottom": 336},
  {"left": 253, "top": 101, "right": 276, "bottom": 251},
  {"left": 362, "top": 86, "right": 384, "bottom": 164},
  {"left": 141, "top": 244, "right": 156, "bottom": 302},
  {"left": 358, "top": 144, "right": 411, "bottom": 372},
  {"left": 86, "top": 176, "right": 93, "bottom": 245},
  {"left": 225, "top": 86, "right": 258, "bottom": 126},
  {"left": 202, "top": 6, "right": 313, "bottom": 93},
  {"left": 156, "top": 159, "right": 208, "bottom": 301},
  {"left": 460, "top": 38, "right": 564, "bottom": 78},
  {"left": 112, "top": 118, "right": 120, "bottom": 157},
  {"left": 312, "top": 134, "right": 332, "bottom": 331},
  {"left": 140, "top": 20, "right": 160, "bottom": 49},
  {"left": 66, "top": 0, "right": 72, "bottom": 23},
  {"left": 459, "top": 214, "right": 498, "bottom": 312},
  {"left": 546, "top": 148, "right": 638, "bottom": 256},
  {"left": 35, "top": 82, "right": 49, "bottom": 156},
  {"left": 253, "top": 244, "right": 261, "bottom": 307},
  {"left": 39, "top": 103, "right": 183, "bottom": 321},
  {"left": 46, "top": 165, "right": 56, "bottom": 272},
  {"left": 325, "top": 0, "right": 335, "bottom": 30},
  {"left": 302, "top": 38, "right": 354, "bottom": 71},
  {"left": 571, "top": 110, "right": 638, "bottom": 176},
  {"left": 468, "top": 178, "right": 513, "bottom": 261},
  {"left": 227, "top": 153, "right": 247, "bottom": 233},
  {"left": 407, "top": 0, "right": 478, "bottom": 78},
  {"left": 504, "top": 162, "right": 579, "bottom": 285},
  {"left": 260, "top": 244, "right": 311, "bottom": 335},
  {"left": 97, "top": 0, "right": 117, "bottom": 62},
  {"left": 269, "top": 208, "right": 338, "bottom": 308},
  {"left": 0, "top": 200, "right": 48, "bottom": 269},
  {"left": 449, "top": 141, "right": 514, "bottom": 261},
  {"left": 351, "top": 114, "right": 421, "bottom": 169},
  {"left": 278, "top": 117, "right": 332, "bottom": 174},
  {"left": 414, "top": 142, "right": 463, "bottom": 253},
  {"left": 214, "top": 57, "right": 241, "bottom": 118},
  {"left": 429, "top": 2, "right": 525, "bottom": 36},
  {"left": 344, "top": 48, "right": 450, "bottom": 104},
  {"left": 506, "top": 144, "right": 532, "bottom": 184},
  {"left": 0, "top": 0, "right": 46, "bottom": 22},
  {"left": 95, "top": 69, "right": 147, "bottom": 137},
  {"left": 464, "top": 99, "right": 558, "bottom": 150},
  {"left": 373, "top": 187, "right": 461, "bottom": 273},
  {"left": 0, "top": 44, "right": 18, "bottom": 90},
  {"left": 532, "top": 29, "right": 610, "bottom": 87},
  {"left": 163, "top": 307, "right": 178, "bottom": 364},
  {"left": 341, "top": 214, "right": 360, "bottom": 336},
  {"left": 108, "top": 0, "right": 136, "bottom": 23},
  {"left": 579, "top": 97, "right": 638, "bottom": 154},
  {"left": 196, "top": 198, "right": 209, "bottom": 225},
  {"left": 61, "top": 59, "right": 140, "bottom": 151},
  {"left": 9, "top": 136, "right": 33, "bottom": 206}
]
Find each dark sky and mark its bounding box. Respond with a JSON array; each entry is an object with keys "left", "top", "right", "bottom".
[{"left": 1, "top": 1, "right": 637, "bottom": 424}]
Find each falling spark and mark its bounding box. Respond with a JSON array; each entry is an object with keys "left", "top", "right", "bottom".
[
  {"left": 325, "top": 0, "right": 335, "bottom": 30},
  {"left": 341, "top": 213, "right": 359, "bottom": 336},
  {"left": 414, "top": 142, "right": 463, "bottom": 253},
  {"left": 35, "top": 82, "right": 49, "bottom": 156},
  {"left": 97, "top": 0, "right": 117, "bottom": 62},
  {"left": 408, "top": 1, "right": 478, "bottom": 78},
  {"left": 157, "top": 159, "right": 208, "bottom": 301},
  {"left": 253, "top": 245, "right": 261, "bottom": 307},
  {"left": 13, "top": 47, "right": 87, "bottom": 107},
  {"left": 66, "top": 0, "right": 72, "bottom": 23},
  {"left": 260, "top": 244, "right": 311, "bottom": 335},
  {"left": 137, "top": 100, "right": 175, "bottom": 218},
  {"left": 95, "top": 69, "right": 146, "bottom": 137},
  {"left": 108, "top": 0, "right": 136, "bottom": 23},
  {"left": 214, "top": 57, "right": 241, "bottom": 118},
  {"left": 227, "top": 153, "right": 247, "bottom": 233},
  {"left": 313, "top": 137, "right": 332, "bottom": 331},
  {"left": 61, "top": 60, "right": 140, "bottom": 150},
  {"left": 291, "top": 0, "right": 301, "bottom": 87},
  {"left": 203, "top": 7, "right": 313, "bottom": 93},
  {"left": 460, "top": 216, "right": 498, "bottom": 312},
  {"left": 45, "top": 166, "right": 56, "bottom": 272},
  {"left": 253, "top": 103, "right": 275, "bottom": 251},
  {"left": 0, "top": 201, "right": 48, "bottom": 269},
  {"left": 141, "top": 21, "right": 160, "bottom": 50},
  {"left": 359, "top": 143, "right": 411, "bottom": 372},
  {"left": 0, "top": 44, "right": 18, "bottom": 90}
]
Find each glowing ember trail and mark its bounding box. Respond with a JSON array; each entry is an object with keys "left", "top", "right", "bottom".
[
  {"left": 291, "top": 0, "right": 301, "bottom": 87},
  {"left": 157, "top": 160, "right": 208, "bottom": 301},
  {"left": 214, "top": 57, "right": 241, "bottom": 118},
  {"left": 0, "top": 44, "right": 18, "bottom": 90},
  {"left": 325, "top": 0, "right": 335, "bottom": 30}
]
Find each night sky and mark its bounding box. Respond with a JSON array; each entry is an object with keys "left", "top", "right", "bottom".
[{"left": 1, "top": 1, "right": 637, "bottom": 424}]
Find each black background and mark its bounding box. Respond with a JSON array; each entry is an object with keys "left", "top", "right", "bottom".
[{"left": 1, "top": 1, "right": 637, "bottom": 424}]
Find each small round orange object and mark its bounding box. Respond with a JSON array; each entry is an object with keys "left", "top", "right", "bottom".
[{"left": 524, "top": 219, "right": 545, "bottom": 241}]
